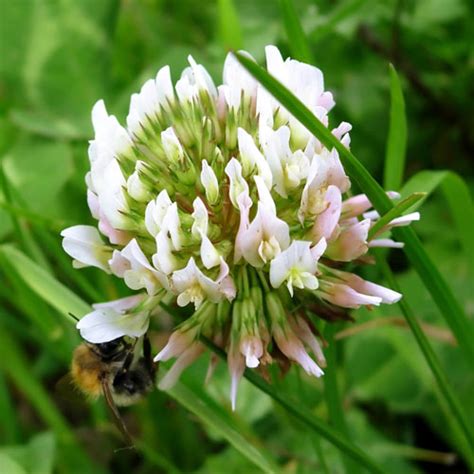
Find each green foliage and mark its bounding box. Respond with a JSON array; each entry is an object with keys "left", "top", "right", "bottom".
[{"left": 0, "top": 0, "right": 473, "bottom": 472}]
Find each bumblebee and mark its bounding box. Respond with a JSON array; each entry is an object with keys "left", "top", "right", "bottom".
[{"left": 71, "top": 335, "right": 156, "bottom": 444}]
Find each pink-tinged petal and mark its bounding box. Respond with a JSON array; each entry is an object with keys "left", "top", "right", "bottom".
[
  {"left": 317, "top": 91, "right": 335, "bottom": 111},
  {"left": 290, "top": 317, "right": 326, "bottom": 367},
  {"left": 311, "top": 185, "right": 342, "bottom": 242},
  {"left": 154, "top": 327, "right": 198, "bottom": 362},
  {"left": 341, "top": 194, "right": 372, "bottom": 218},
  {"left": 332, "top": 121, "right": 352, "bottom": 140},
  {"left": 369, "top": 239, "right": 404, "bottom": 248},
  {"left": 234, "top": 191, "right": 253, "bottom": 263},
  {"left": 326, "top": 219, "right": 370, "bottom": 261},
  {"left": 318, "top": 280, "right": 382, "bottom": 308},
  {"left": 342, "top": 191, "right": 401, "bottom": 218},
  {"left": 332, "top": 270, "right": 402, "bottom": 304},
  {"left": 273, "top": 325, "right": 324, "bottom": 377},
  {"left": 227, "top": 343, "right": 245, "bottom": 411},
  {"left": 158, "top": 343, "right": 204, "bottom": 390}
]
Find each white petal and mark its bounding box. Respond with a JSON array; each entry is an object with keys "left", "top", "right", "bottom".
[
  {"left": 77, "top": 307, "right": 149, "bottom": 343},
  {"left": 200, "top": 159, "right": 219, "bottom": 204},
  {"left": 145, "top": 190, "right": 172, "bottom": 237},
  {"left": 200, "top": 235, "right": 221, "bottom": 269},
  {"left": 225, "top": 158, "right": 249, "bottom": 208},
  {"left": 191, "top": 197, "right": 209, "bottom": 238},
  {"left": 61, "top": 225, "right": 111, "bottom": 272}
]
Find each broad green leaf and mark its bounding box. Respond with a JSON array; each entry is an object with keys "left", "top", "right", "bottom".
[
  {"left": 0, "top": 454, "right": 26, "bottom": 474},
  {"left": 0, "top": 0, "right": 115, "bottom": 132},
  {"left": 384, "top": 65, "right": 407, "bottom": 191},
  {"left": 280, "top": 0, "right": 314, "bottom": 64},
  {"left": 401, "top": 170, "right": 474, "bottom": 278},
  {"left": 217, "top": 0, "right": 243, "bottom": 50},
  {"left": 3, "top": 138, "right": 73, "bottom": 217},
  {"left": 234, "top": 51, "right": 474, "bottom": 366},
  {"left": 0, "top": 432, "right": 56, "bottom": 474},
  {"left": 10, "top": 109, "right": 90, "bottom": 140}
]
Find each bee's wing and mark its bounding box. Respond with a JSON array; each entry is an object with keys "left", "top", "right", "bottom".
[
  {"left": 101, "top": 377, "right": 134, "bottom": 448},
  {"left": 55, "top": 373, "right": 89, "bottom": 405}
]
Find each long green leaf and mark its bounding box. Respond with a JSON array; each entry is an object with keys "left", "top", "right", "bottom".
[
  {"left": 280, "top": 0, "right": 314, "bottom": 63},
  {"left": 233, "top": 52, "right": 474, "bottom": 364},
  {"left": 384, "top": 65, "right": 407, "bottom": 190},
  {"left": 401, "top": 170, "right": 474, "bottom": 277}
]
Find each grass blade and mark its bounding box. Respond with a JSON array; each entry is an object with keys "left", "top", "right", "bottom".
[
  {"left": 280, "top": 0, "right": 314, "bottom": 63},
  {"left": 322, "top": 324, "right": 359, "bottom": 474},
  {"left": 384, "top": 65, "right": 407, "bottom": 190},
  {"left": 233, "top": 51, "right": 474, "bottom": 364},
  {"left": 368, "top": 192, "right": 425, "bottom": 240}
]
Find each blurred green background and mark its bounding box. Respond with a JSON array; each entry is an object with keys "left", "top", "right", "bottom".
[{"left": 0, "top": 0, "right": 473, "bottom": 473}]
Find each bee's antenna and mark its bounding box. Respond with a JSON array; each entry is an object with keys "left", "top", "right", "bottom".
[
  {"left": 68, "top": 312, "right": 79, "bottom": 322},
  {"left": 113, "top": 445, "right": 136, "bottom": 454}
]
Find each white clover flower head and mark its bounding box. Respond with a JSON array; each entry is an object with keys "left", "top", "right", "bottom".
[{"left": 62, "top": 46, "right": 416, "bottom": 407}]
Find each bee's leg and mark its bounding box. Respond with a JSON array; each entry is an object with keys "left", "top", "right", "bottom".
[
  {"left": 119, "top": 350, "right": 135, "bottom": 374},
  {"left": 143, "top": 333, "right": 155, "bottom": 373}
]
